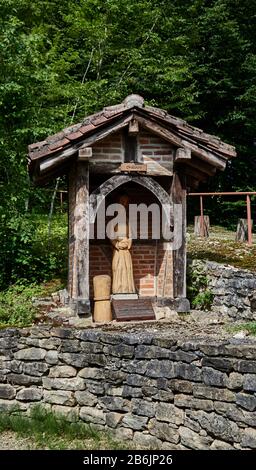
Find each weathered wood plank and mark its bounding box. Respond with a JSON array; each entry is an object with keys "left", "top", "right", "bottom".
[
  {"left": 171, "top": 173, "right": 187, "bottom": 300},
  {"left": 175, "top": 147, "right": 191, "bottom": 162},
  {"left": 68, "top": 160, "right": 90, "bottom": 315},
  {"left": 235, "top": 218, "right": 253, "bottom": 242},
  {"left": 112, "top": 299, "right": 155, "bottom": 321},
  {"left": 194, "top": 215, "right": 210, "bottom": 237}
]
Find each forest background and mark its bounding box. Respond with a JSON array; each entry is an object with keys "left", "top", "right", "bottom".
[{"left": 0, "top": 0, "right": 256, "bottom": 299}]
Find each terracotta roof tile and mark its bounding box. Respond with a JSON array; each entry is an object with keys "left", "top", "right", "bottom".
[
  {"left": 28, "top": 94, "right": 237, "bottom": 174},
  {"left": 47, "top": 131, "right": 65, "bottom": 144},
  {"left": 91, "top": 114, "right": 108, "bottom": 126},
  {"left": 48, "top": 138, "right": 70, "bottom": 151},
  {"left": 28, "top": 140, "right": 47, "bottom": 151},
  {"left": 66, "top": 130, "right": 84, "bottom": 141},
  {"left": 79, "top": 123, "right": 95, "bottom": 134}
]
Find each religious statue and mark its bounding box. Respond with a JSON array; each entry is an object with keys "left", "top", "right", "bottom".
[{"left": 110, "top": 194, "right": 136, "bottom": 294}]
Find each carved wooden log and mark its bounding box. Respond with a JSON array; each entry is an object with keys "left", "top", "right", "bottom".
[
  {"left": 194, "top": 215, "right": 210, "bottom": 237},
  {"left": 93, "top": 275, "right": 112, "bottom": 323},
  {"left": 235, "top": 218, "right": 253, "bottom": 242},
  {"left": 171, "top": 173, "right": 187, "bottom": 300},
  {"left": 68, "top": 160, "right": 90, "bottom": 315}
]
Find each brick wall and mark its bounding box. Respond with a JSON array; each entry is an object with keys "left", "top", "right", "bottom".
[
  {"left": 91, "top": 132, "right": 124, "bottom": 162},
  {"left": 138, "top": 131, "right": 174, "bottom": 170},
  {"left": 89, "top": 242, "right": 173, "bottom": 299}
]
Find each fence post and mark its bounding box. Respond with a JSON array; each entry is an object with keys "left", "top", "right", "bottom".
[
  {"left": 247, "top": 194, "right": 252, "bottom": 245},
  {"left": 200, "top": 195, "right": 204, "bottom": 237}
]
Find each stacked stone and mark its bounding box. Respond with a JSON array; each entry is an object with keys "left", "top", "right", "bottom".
[
  {"left": 190, "top": 259, "right": 256, "bottom": 320},
  {"left": 0, "top": 326, "right": 256, "bottom": 449}
]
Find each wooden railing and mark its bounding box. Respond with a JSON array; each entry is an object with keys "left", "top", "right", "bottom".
[{"left": 188, "top": 191, "right": 256, "bottom": 245}]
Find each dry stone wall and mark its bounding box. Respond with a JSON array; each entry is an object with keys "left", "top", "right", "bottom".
[
  {"left": 189, "top": 259, "right": 256, "bottom": 320},
  {"left": 0, "top": 326, "right": 256, "bottom": 450}
]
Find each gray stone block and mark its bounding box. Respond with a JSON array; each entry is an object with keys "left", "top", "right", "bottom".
[
  {"left": 39, "top": 338, "right": 61, "bottom": 350},
  {"left": 241, "top": 427, "right": 256, "bottom": 449},
  {"left": 60, "top": 340, "right": 80, "bottom": 353},
  {"left": 235, "top": 360, "right": 256, "bottom": 374},
  {"left": 122, "top": 386, "right": 142, "bottom": 398},
  {"left": 133, "top": 431, "right": 161, "bottom": 449},
  {"left": 100, "top": 396, "right": 130, "bottom": 412},
  {"left": 226, "top": 372, "right": 244, "bottom": 390},
  {"left": 16, "top": 387, "right": 43, "bottom": 401},
  {"left": 106, "top": 386, "right": 124, "bottom": 396},
  {"left": 74, "top": 390, "right": 97, "bottom": 406},
  {"left": 0, "top": 384, "right": 16, "bottom": 399},
  {"left": 80, "top": 342, "right": 103, "bottom": 354},
  {"left": 202, "top": 367, "right": 227, "bottom": 387},
  {"left": 49, "top": 365, "right": 77, "bottom": 378},
  {"left": 42, "top": 377, "right": 85, "bottom": 391},
  {"left": 105, "top": 370, "right": 126, "bottom": 384},
  {"left": 152, "top": 337, "right": 177, "bottom": 349},
  {"left": 236, "top": 393, "right": 256, "bottom": 411},
  {"left": 243, "top": 374, "right": 256, "bottom": 392},
  {"left": 174, "top": 394, "right": 213, "bottom": 411},
  {"left": 135, "top": 345, "right": 170, "bottom": 359},
  {"left": 86, "top": 381, "right": 105, "bottom": 395},
  {"left": 149, "top": 419, "right": 179, "bottom": 444},
  {"left": 78, "top": 367, "right": 104, "bottom": 380},
  {"left": 14, "top": 347, "right": 46, "bottom": 361},
  {"left": 52, "top": 405, "right": 79, "bottom": 421},
  {"left": 60, "top": 353, "right": 88, "bottom": 368},
  {"left": 122, "top": 413, "right": 148, "bottom": 431},
  {"left": 80, "top": 406, "right": 105, "bottom": 425},
  {"left": 104, "top": 344, "right": 134, "bottom": 358},
  {"left": 105, "top": 412, "right": 124, "bottom": 428},
  {"left": 122, "top": 360, "right": 147, "bottom": 375},
  {"left": 193, "top": 384, "right": 235, "bottom": 402},
  {"left": 210, "top": 440, "right": 234, "bottom": 450},
  {"left": 174, "top": 363, "right": 201, "bottom": 382},
  {"left": 45, "top": 350, "right": 58, "bottom": 365},
  {"left": 112, "top": 427, "right": 133, "bottom": 441},
  {"left": 8, "top": 373, "right": 42, "bottom": 386},
  {"left": 23, "top": 362, "right": 49, "bottom": 377},
  {"left": 168, "top": 379, "right": 194, "bottom": 394},
  {"left": 202, "top": 357, "right": 234, "bottom": 373},
  {"left": 44, "top": 390, "right": 76, "bottom": 406},
  {"left": 145, "top": 360, "right": 175, "bottom": 379},
  {"left": 195, "top": 410, "right": 240, "bottom": 442},
  {"left": 155, "top": 403, "right": 184, "bottom": 425},
  {"left": 179, "top": 426, "right": 212, "bottom": 449},
  {"left": 131, "top": 398, "right": 155, "bottom": 418}
]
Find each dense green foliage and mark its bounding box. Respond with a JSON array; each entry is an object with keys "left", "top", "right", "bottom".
[{"left": 1, "top": 0, "right": 256, "bottom": 289}]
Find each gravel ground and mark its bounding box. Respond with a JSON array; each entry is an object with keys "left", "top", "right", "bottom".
[{"left": 0, "top": 432, "right": 38, "bottom": 450}]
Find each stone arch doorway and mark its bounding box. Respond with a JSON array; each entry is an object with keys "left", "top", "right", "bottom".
[
  {"left": 89, "top": 174, "right": 173, "bottom": 224},
  {"left": 89, "top": 174, "right": 174, "bottom": 301}
]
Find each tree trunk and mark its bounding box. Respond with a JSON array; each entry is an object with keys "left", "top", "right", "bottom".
[
  {"left": 194, "top": 215, "right": 210, "bottom": 237},
  {"left": 236, "top": 218, "right": 253, "bottom": 242}
]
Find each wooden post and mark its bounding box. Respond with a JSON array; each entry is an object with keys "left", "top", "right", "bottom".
[
  {"left": 170, "top": 173, "right": 190, "bottom": 311},
  {"left": 68, "top": 160, "right": 90, "bottom": 315},
  {"left": 60, "top": 191, "right": 63, "bottom": 212},
  {"left": 194, "top": 215, "right": 210, "bottom": 237},
  {"left": 200, "top": 195, "right": 204, "bottom": 237},
  {"left": 247, "top": 195, "right": 253, "bottom": 245}
]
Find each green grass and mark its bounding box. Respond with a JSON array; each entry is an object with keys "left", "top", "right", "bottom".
[
  {"left": 0, "top": 278, "right": 64, "bottom": 328},
  {"left": 187, "top": 225, "right": 256, "bottom": 272},
  {"left": 0, "top": 405, "right": 128, "bottom": 450},
  {"left": 227, "top": 322, "right": 256, "bottom": 336}
]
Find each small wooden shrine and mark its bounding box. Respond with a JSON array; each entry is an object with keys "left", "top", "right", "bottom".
[{"left": 28, "top": 95, "right": 236, "bottom": 317}]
